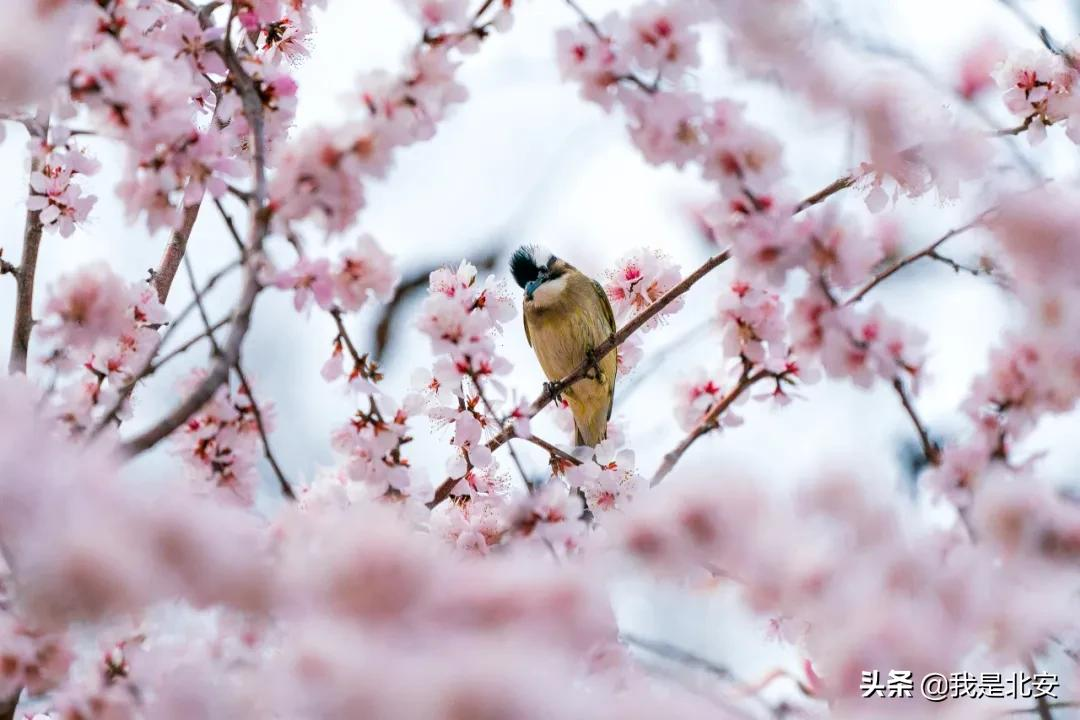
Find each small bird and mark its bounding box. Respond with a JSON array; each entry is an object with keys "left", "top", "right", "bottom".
[{"left": 510, "top": 246, "right": 617, "bottom": 448}]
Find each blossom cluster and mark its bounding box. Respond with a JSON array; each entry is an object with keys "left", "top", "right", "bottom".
[
  {"left": 993, "top": 46, "right": 1080, "bottom": 144},
  {"left": 36, "top": 264, "right": 167, "bottom": 433},
  {"left": 26, "top": 127, "right": 99, "bottom": 238},
  {"left": 272, "top": 234, "right": 398, "bottom": 313},
  {"left": 171, "top": 370, "right": 272, "bottom": 506},
  {"left": 269, "top": 1, "right": 516, "bottom": 232},
  {"left": 613, "top": 473, "right": 1080, "bottom": 713}
]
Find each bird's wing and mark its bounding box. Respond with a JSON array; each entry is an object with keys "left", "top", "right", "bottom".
[
  {"left": 522, "top": 303, "right": 532, "bottom": 348},
  {"left": 590, "top": 280, "right": 617, "bottom": 421},
  {"left": 591, "top": 280, "right": 616, "bottom": 335}
]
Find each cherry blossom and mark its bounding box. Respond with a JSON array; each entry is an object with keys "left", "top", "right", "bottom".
[{"left": 603, "top": 248, "right": 683, "bottom": 330}]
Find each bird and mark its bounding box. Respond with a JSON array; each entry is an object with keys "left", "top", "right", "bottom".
[{"left": 510, "top": 245, "right": 617, "bottom": 448}]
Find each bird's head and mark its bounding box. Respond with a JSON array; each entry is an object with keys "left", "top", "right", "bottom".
[{"left": 510, "top": 245, "right": 570, "bottom": 305}]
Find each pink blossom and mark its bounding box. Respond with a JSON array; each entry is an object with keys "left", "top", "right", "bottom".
[
  {"left": 717, "top": 280, "right": 789, "bottom": 364},
  {"left": 39, "top": 264, "right": 132, "bottom": 350},
  {"left": 273, "top": 256, "right": 335, "bottom": 312},
  {"left": 333, "top": 234, "right": 399, "bottom": 310},
  {"left": 603, "top": 248, "right": 682, "bottom": 331}
]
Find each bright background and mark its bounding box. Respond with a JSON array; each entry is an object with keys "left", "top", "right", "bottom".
[{"left": 1, "top": 0, "right": 1079, "bottom": 706}]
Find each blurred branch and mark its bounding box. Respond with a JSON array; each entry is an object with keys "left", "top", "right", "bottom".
[
  {"left": 996, "top": 0, "right": 1076, "bottom": 67},
  {"left": 892, "top": 377, "right": 940, "bottom": 466},
  {"left": 824, "top": 9, "right": 1040, "bottom": 177},
  {"left": 620, "top": 633, "right": 733, "bottom": 680},
  {"left": 0, "top": 692, "right": 18, "bottom": 720}
]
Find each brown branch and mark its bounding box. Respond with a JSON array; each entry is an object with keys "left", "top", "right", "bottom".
[
  {"left": 845, "top": 207, "right": 995, "bottom": 304},
  {"left": 233, "top": 361, "right": 295, "bottom": 500},
  {"left": 795, "top": 173, "right": 858, "bottom": 213},
  {"left": 8, "top": 133, "right": 47, "bottom": 375},
  {"left": 650, "top": 367, "right": 771, "bottom": 487},
  {"left": 118, "top": 38, "right": 271, "bottom": 457},
  {"left": 88, "top": 259, "right": 242, "bottom": 436},
  {"left": 893, "top": 377, "right": 940, "bottom": 466},
  {"left": 150, "top": 316, "right": 231, "bottom": 371},
  {"left": 524, "top": 435, "right": 581, "bottom": 466},
  {"left": 152, "top": 201, "right": 203, "bottom": 304}
]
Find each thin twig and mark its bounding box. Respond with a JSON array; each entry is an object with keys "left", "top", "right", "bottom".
[
  {"left": 523, "top": 435, "right": 582, "bottom": 466},
  {"left": 892, "top": 377, "right": 940, "bottom": 466},
  {"left": 650, "top": 367, "right": 771, "bottom": 487},
  {"left": 795, "top": 173, "right": 858, "bottom": 213},
  {"left": 846, "top": 207, "right": 996, "bottom": 304},
  {"left": 150, "top": 317, "right": 231, "bottom": 371},
  {"left": 469, "top": 369, "right": 533, "bottom": 494},
  {"left": 233, "top": 361, "right": 296, "bottom": 500}
]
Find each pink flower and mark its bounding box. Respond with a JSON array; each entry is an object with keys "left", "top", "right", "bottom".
[
  {"left": 333, "top": 234, "right": 399, "bottom": 310},
  {"left": 603, "top": 248, "right": 682, "bottom": 331},
  {"left": 273, "top": 257, "right": 334, "bottom": 312},
  {"left": 40, "top": 264, "right": 132, "bottom": 350},
  {"left": 717, "top": 280, "right": 788, "bottom": 364}
]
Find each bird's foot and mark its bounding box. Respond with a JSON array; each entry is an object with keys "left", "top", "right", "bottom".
[
  {"left": 583, "top": 347, "right": 604, "bottom": 382},
  {"left": 543, "top": 381, "right": 563, "bottom": 404}
]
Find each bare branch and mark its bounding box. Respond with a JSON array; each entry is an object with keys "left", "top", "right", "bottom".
[
  {"left": 523, "top": 435, "right": 581, "bottom": 467},
  {"left": 650, "top": 367, "right": 772, "bottom": 487},
  {"left": 845, "top": 207, "right": 996, "bottom": 304},
  {"left": 893, "top": 377, "right": 940, "bottom": 466},
  {"left": 152, "top": 201, "right": 203, "bottom": 304},
  {"left": 233, "top": 361, "right": 296, "bottom": 500},
  {"left": 8, "top": 127, "right": 47, "bottom": 375},
  {"left": 150, "top": 317, "right": 231, "bottom": 371},
  {"left": 795, "top": 173, "right": 858, "bottom": 213}
]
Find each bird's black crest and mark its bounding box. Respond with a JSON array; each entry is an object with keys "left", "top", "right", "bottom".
[{"left": 510, "top": 246, "right": 541, "bottom": 289}]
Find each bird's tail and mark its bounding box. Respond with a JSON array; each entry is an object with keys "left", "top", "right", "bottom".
[{"left": 573, "top": 414, "right": 608, "bottom": 448}]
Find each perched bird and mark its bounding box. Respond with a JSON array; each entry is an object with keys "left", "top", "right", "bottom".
[{"left": 510, "top": 246, "right": 617, "bottom": 447}]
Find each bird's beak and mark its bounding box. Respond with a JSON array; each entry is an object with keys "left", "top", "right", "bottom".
[{"left": 525, "top": 278, "right": 542, "bottom": 300}]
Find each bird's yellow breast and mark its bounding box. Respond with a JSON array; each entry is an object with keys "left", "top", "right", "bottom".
[{"left": 523, "top": 272, "right": 616, "bottom": 446}]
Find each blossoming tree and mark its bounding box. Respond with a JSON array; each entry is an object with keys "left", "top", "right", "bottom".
[{"left": 0, "top": 0, "right": 1079, "bottom": 718}]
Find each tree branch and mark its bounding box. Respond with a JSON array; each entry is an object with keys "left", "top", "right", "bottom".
[
  {"left": 233, "top": 360, "right": 296, "bottom": 500},
  {"left": 795, "top": 173, "right": 858, "bottom": 213},
  {"left": 892, "top": 377, "right": 940, "bottom": 466},
  {"left": 118, "top": 37, "right": 271, "bottom": 457},
  {"left": 8, "top": 130, "right": 47, "bottom": 375},
  {"left": 845, "top": 207, "right": 996, "bottom": 304},
  {"left": 650, "top": 367, "right": 771, "bottom": 487},
  {"left": 152, "top": 200, "right": 203, "bottom": 304}
]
